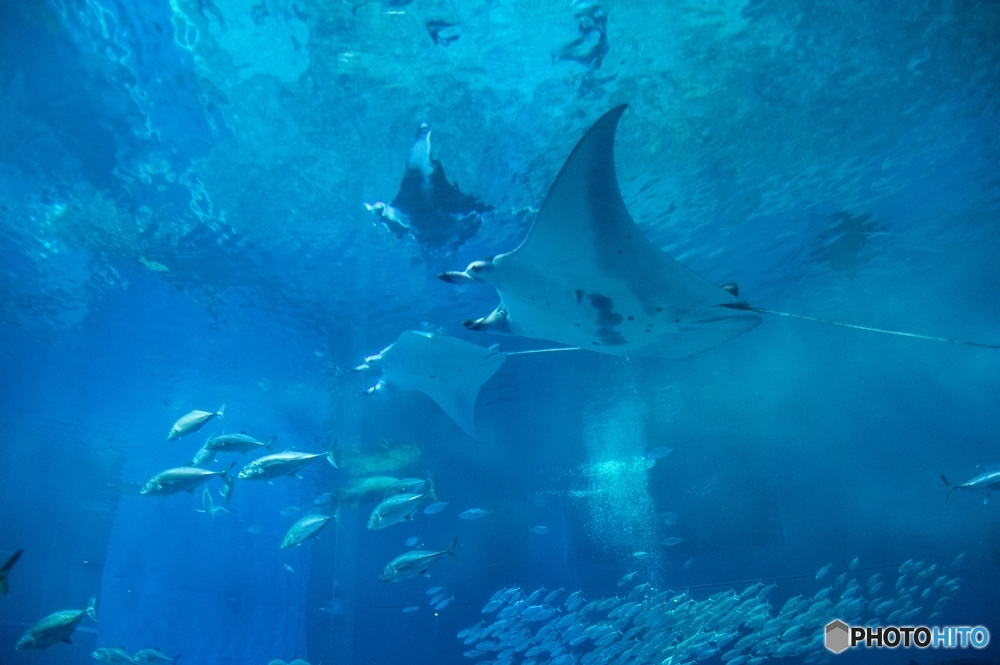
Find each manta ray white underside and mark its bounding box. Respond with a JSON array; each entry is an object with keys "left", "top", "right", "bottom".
[{"left": 441, "top": 105, "right": 762, "bottom": 359}]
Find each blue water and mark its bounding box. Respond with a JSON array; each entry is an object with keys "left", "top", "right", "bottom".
[{"left": 1, "top": 1, "right": 999, "bottom": 664}]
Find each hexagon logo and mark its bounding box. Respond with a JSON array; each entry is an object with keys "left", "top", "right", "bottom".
[{"left": 825, "top": 619, "right": 850, "bottom": 654}]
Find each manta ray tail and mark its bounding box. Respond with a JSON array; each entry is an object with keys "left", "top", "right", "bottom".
[{"left": 732, "top": 305, "right": 1000, "bottom": 349}]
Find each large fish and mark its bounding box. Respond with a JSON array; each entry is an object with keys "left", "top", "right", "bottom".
[
  {"left": 381, "top": 537, "right": 459, "bottom": 581},
  {"left": 368, "top": 492, "right": 430, "bottom": 530},
  {"left": 204, "top": 432, "right": 275, "bottom": 455},
  {"left": 0, "top": 548, "right": 23, "bottom": 595},
  {"left": 237, "top": 444, "right": 337, "bottom": 481},
  {"left": 166, "top": 405, "right": 225, "bottom": 441},
  {"left": 140, "top": 462, "right": 235, "bottom": 496},
  {"left": 281, "top": 514, "right": 333, "bottom": 549},
  {"left": 16, "top": 597, "right": 98, "bottom": 650}
]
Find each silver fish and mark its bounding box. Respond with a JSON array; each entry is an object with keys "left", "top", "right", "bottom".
[
  {"left": 458, "top": 508, "right": 491, "bottom": 520},
  {"left": 140, "top": 463, "right": 235, "bottom": 496},
  {"left": 281, "top": 514, "right": 333, "bottom": 548},
  {"left": 92, "top": 647, "right": 136, "bottom": 664},
  {"left": 368, "top": 492, "right": 430, "bottom": 530},
  {"left": 190, "top": 445, "right": 217, "bottom": 467},
  {"left": 380, "top": 537, "right": 459, "bottom": 581},
  {"left": 424, "top": 501, "right": 448, "bottom": 515},
  {"left": 133, "top": 649, "right": 181, "bottom": 664},
  {"left": 16, "top": 597, "right": 97, "bottom": 650},
  {"left": 529, "top": 526, "right": 550, "bottom": 535},
  {"left": 386, "top": 476, "right": 439, "bottom": 500},
  {"left": 167, "top": 405, "right": 225, "bottom": 441},
  {"left": 238, "top": 446, "right": 337, "bottom": 481},
  {"left": 194, "top": 487, "right": 229, "bottom": 517},
  {"left": 204, "top": 432, "right": 275, "bottom": 455},
  {"left": 942, "top": 470, "right": 1000, "bottom": 502}
]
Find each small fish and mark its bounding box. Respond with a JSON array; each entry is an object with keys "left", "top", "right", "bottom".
[
  {"left": 247, "top": 525, "right": 262, "bottom": 534},
  {"left": 425, "top": 586, "right": 444, "bottom": 595},
  {"left": 529, "top": 526, "right": 550, "bottom": 535},
  {"left": 661, "top": 537, "right": 683, "bottom": 546},
  {"left": 660, "top": 511, "right": 679, "bottom": 525},
  {"left": 194, "top": 487, "right": 229, "bottom": 518},
  {"left": 132, "top": 649, "right": 179, "bottom": 664},
  {"left": 632, "top": 551, "right": 650, "bottom": 559},
  {"left": 429, "top": 593, "right": 447, "bottom": 605},
  {"left": 458, "top": 508, "right": 492, "bottom": 520},
  {"left": 281, "top": 506, "right": 302, "bottom": 516},
  {"left": 167, "top": 405, "right": 225, "bottom": 441},
  {"left": 369, "top": 492, "right": 432, "bottom": 530},
  {"left": 132, "top": 649, "right": 180, "bottom": 664},
  {"left": 435, "top": 595, "right": 455, "bottom": 609},
  {"left": 645, "top": 447, "right": 674, "bottom": 462},
  {"left": 380, "top": 537, "right": 459, "bottom": 582},
  {"left": 617, "top": 572, "right": 637, "bottom": 587},
  {"left": 141, "top": 463, "right": 235, "bottom": 497},
  {"left": 285, "top": 564, "right": 295, "bottom": 574},
  {"left": 238, "top": 444, "right": 338, "bottom": 481},
  {"left": 281, "top": 514, "right": 333, "bottom": 549},
  {"left": 684, "top": 558, "right": 692, "bottom": 570},
  {"left": 405, "top": 537, "right": 424, "bottom": 548},
  {"left": 0, "top": 549, "right": 23, "bottom": 595},
  {"left": 849, "top": 557, "right": 859, "bottom": 570},
  {"left": 544, "top": 588, "right": 563, "bottom": 603},
  {"left": 190, "top": 446, "right": 217, "bottom": 467},
  {"left": 402, "top": 606, "right": 420, "bottom": 613},
  {"left": 424, "top": 501, "right": 448, "bottom": 515},
  {"left": 92, "top": 647, "right": 136, "bottom": 664},
  {"left": 314, "top": 492, "right": 333, "bottom": 505},
  {"left": 816, "top": 563, "right": 832, "bottom": 580},
  {"left": 204, "top": 432, "right": 275, "bottom": 455}
]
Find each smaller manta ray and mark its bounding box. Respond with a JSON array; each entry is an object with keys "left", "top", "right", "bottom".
[
  {"left": 355, "top": 331, "right": 507, "bottom": 440},
  {"left": 941, "top": 470, "right": 1000, "bottom": 504},
  {"left": 366, "top": 123, "right": 491, "bottom": 257}
]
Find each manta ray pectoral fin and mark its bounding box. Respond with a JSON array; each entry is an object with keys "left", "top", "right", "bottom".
[{"left": 464, "top": 305, "right": 512, "bottom": 334}]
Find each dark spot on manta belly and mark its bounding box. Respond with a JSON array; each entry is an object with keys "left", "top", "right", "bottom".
[
  {"left": 587, "top": 293, "right": 627, "bottom": 345},
  {"left": 576, "top": 289, "right": 584, "bottom": 305}
]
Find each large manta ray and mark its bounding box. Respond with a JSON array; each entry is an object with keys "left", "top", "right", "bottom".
[{"left": 440, "top": 105, "right": 762, "bottom": 359}]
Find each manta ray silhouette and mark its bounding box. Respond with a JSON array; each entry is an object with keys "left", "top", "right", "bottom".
[
  {"left": 440, "top": 105, "right": 1000, "bottom": 356},
  {"left": 367, "top": 123, "right": 491, "bottom": 258}
]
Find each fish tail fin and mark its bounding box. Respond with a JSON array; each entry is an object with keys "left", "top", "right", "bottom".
[
  {"left": 217, "top": 404, "right": 226, "bottom": 423},
  {"left": 174, "top": 654, "right": 182, "bottom": 663},
  {"left": 266, "top": 435, "right": 277, "bottom": 451},
  {"left": 940, "top": 475, "right": 954, "bottom": 496},
  {"left": 428, "top": 474, "right": 439, "bottom": 502},
  {"left": 86, "top": 596, "right": 98, "bottom": 622},
  {"left": 326, "top": 439, "right": 339, "bottom": 468},
  {"left": 448, "top": 537, "right": 460, "bottom": 563}
]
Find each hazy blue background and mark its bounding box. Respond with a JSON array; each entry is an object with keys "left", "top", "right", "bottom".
[{"left": 1, "top": 1, "right": 998, "bottom": 664}]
